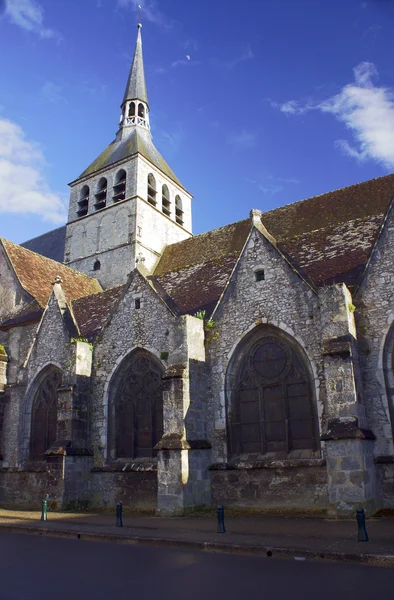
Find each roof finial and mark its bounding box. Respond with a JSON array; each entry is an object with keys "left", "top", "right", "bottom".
[{"left": 137, "top": 4, "right": 142, "bottom": 28}]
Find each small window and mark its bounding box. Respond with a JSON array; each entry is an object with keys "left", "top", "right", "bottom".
[
  {"left": 113, "top": 169, "right": 126, "bottom": 202},
  {"left": 94, "top": 178, "right": 107, "bottom": 210},
  {"left": 255, "top": 270, "right": 265, "bottom": 282},
  {"left": 128, "top": 102, "right": 135, "bottom": 117},
  {"left": 93, "top": 260, "right": 101, "bottom": 271},
  {"left": 138, "top": 103, "right": 145, "bottom": 118},
  {"left": 175, "top": 195, "right": 183, "bottom": 225},
  {"left": 147, "top": 174, "right": 157, "bottom": 206},
  {"left": 162, "top": 185, "right": 170, "bottom": 216},
  {"left": 135, "top": 298, "right": 141, "bottom": 309},
  {"left": 77, "top": 185, "right": 89, "bottom": 217}
]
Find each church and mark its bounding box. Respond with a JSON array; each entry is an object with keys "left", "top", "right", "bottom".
[{"left": 0, "top": 23, "right": 393, "bottom": 517}]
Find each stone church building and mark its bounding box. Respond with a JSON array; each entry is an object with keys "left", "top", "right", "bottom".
[{"left": 0, "top": 25, "right": 394, "bottom": 517}]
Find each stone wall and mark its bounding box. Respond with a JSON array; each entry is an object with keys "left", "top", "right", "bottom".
[
  {"left": 211, "top": 464, "right": 328, "bottom": 512},
  {"left": 90, "top": 467, "right": 157, "bottom": 510},
  {"left": 357, "top": 204, "right": 394, "bottom": 457}
]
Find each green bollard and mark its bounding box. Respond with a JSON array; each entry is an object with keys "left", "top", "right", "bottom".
[
  {"left": 217, "top": 504, "right": 226, "bottom": 534},
  {"left": 356, "top": 507, "right": 368, "bottom": 542},
  {"left": 41, "top": 499, "right": 48, "bottom": 522},
  {"left": 116, "top": 502, "right": 123, "bottom": 528}
]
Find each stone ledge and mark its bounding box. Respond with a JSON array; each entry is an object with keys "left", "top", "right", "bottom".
[
  {"left": 0, "top": 466, "right": 46, "bottom": 473},
  {"left": 210, "top": 458, "right": 326, "bottom": 470},
  {"left": 321, "top": 418, "right": 375, "bottom": 441},
  {"left": 154, "top": 434, "right": 211, "bottom": 451},
  {"left": 92, "top": 461, "right": 158, "bottom": 473},
  {"left": 45, "top": 440, "right": 93, "bottom": 457},
  {"left": 322, "top": 335, "right": 352, "bottom": 357}
]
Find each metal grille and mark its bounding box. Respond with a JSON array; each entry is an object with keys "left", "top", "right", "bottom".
[
  {"left": 30, "top": 368, "right": 62, "bottom": 461},
  {"left": 231, "top": 336, "right": 317, "bottom": 456},
  {"left": 114, "top": 352, "right": 163, "bottom": 458}
]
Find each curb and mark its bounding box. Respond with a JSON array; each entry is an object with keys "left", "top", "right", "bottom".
[{"left": 0, "top": 522, "right": 393, "bottom": 568}]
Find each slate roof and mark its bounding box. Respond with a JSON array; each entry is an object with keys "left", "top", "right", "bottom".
[
  {"left": 151, "top": 174, "right": 394, "bottom": 315},
  {"left": 76, "top": 128, "right": 183, "bottom": 188},
  {"left": 262, "top": 174, "right": 394, "bottom": 287},
  {"left": 123, "top": 24, "right": 148, "bottom": 105},
  {"left": 72, "top": 285, "right": 125, "bottom": 341},
  {"left": 21, "top": 225, "right": 66, "bottom": 263},
  {"left": 1, "top": 239, "right": 102, "bottom": 307},
  {"left": 151, "top": 219, "right": 251, "bottom": 316}
]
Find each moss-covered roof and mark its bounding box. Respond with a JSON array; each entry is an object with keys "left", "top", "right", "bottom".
[
  {"left": 263, "top": 174, "right": 394, "bottom": 287},
  {"left": 151, "top": 219, "right": 251, "bottom": 316},
  {"left": 76, "top": 128, "right": 183, "bottom": 188},
  {"left": 72, "top": 285, "right": 126, "bottom": 341},
  {"left": 151, "top": 174, "right": 394, "bottom": 315}
]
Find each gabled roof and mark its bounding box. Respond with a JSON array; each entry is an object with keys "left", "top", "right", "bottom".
[
  {"left": 1, "top": 239, "right": 102, "bottom": 308},
  {"left": 151, "top": 174, "right": 394, "bottom": 316},
  {"left": 76, "top": 128, "right": 184, "bottom": 188},
  {"left": 262, "top": 174, "right": 394, "bottom": 287},
  {"left": 151, "top": 219, "right": 251, "bottom": 316},
  {"left": 72, "top": 285, "right": 126, "bottom": 341}
]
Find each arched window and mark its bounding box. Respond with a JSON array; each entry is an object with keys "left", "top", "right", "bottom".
[
  {"left": 30, "top": 366, "right": 62, "bottom": 461},
  {"left": 113, "top": 169, "right": 126, "bottom": 202},
  {"left": 94, "top": 177, "right": 107, "bottom": 209},
  {"left": 147, "top": 174, "right": 157, "bottom": 206},
  {"left": 77, "top": 185, "right": 89, "bottom": 217},
  {"left": 109, "top": 350, "right": 164, "bottom": 459},
  {"left": 383, "top": 324, "right": 394, "bottom": 439},
  {"left": 93, "top": 259, "right": 101, "bottom": 271},
  {"left": 128, "top": 102, "right": 135, "bottom": 117},
  {"left": 175, "top": 195, "right": 183, "bottom": 225},
  {"left": 162, "top": 184, "right": 170, "bottom": 216},
  {"left": 228, "top": 327, "right": 318, "bottom": 457},
  {"left": 138, "top": 103, "right": 145, "bottom": 118}
]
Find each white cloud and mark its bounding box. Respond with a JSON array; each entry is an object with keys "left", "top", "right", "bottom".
[
  {"left": 227, "top": 130, "right": 258, "bottom": 150},
  {"left": 275, "top": 61, "right": 394, "bottom": 169},
  {"left": 0, "top": 118, "right": 66, "bottom": 224},
  {"left": 213, "top": 44, "right": 254, "bottom": 72},
  {"left": 4, "top": 0, "right": 60, "bottom": 40}
]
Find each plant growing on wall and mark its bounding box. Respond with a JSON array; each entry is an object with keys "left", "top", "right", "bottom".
[{"left": 0, "top": 345, "right": 6, "bottom": 355}]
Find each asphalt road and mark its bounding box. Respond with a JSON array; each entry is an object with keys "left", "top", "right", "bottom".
[{"left": 1, "top": 531, "right": 394, "bottom": 600}]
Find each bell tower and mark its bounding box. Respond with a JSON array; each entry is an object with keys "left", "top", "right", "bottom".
[{"left": 63, "top": 23, "right": 193, "bottom": 289}]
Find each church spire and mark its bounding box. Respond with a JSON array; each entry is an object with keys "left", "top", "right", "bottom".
[{"left": 119, "top": 23, "right": 150, "bottom": 136}]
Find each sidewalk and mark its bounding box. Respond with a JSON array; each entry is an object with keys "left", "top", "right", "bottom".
[{"left": 0, "top": 508, "right": 394, "bottom": 567}]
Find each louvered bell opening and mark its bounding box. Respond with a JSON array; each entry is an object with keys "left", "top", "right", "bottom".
[
  {"left": 113, "top": 177, "right": 126, "bottom": 202},
  {"left": 162, "top": 198, "right": 171, "bottom": 216},
  {"left": 148, "top": 186, "right": 157, "bottom": 206},
  {"left": 175, "top": 207, "right": 183, "bottom": 225}
]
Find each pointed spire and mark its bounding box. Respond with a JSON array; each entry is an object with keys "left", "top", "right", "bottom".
[{"left": 123, "top": 23, "right": 148, "bottom": 106}]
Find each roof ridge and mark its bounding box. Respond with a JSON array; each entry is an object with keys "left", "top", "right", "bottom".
[{"left": 262, "top": 173, "right": 394, "bottom": 218}]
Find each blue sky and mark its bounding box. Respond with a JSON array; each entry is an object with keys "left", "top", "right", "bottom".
[{"left": 1, "top": 0, "right": 394, "bottom": 243}]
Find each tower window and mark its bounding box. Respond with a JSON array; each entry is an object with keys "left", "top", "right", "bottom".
[
  {"left": 113, "top": 169, "right": 126, "bottom": 202},
  {"left": 94, "top": 177, "right": 107, "bottom": 210},
  {"left": 93, "top": 260, "right": 101, "bottom": 271},
  {"left": 135, "top": 298, "right": 141, "bottom": 309},
  {"left": 175, "top": 195, "right": 183, "bottom": 225},
  {"left": 147, "top": 174, "right": 157, "bottom": 206},
  {"left": 77, "top": 185, "right": 89, "bottom": 217},
  {"left": 162, "top": 185, "right": 171, "bottom": 216},
  {"left": 128, "top": 102, "right": 135, "bottom": 117},
  {"left": 138, "top": 103, "right": 145, "bottom": 118},
  {"left": 255, "top": 269, "right": 265, "bottom": 282}
]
